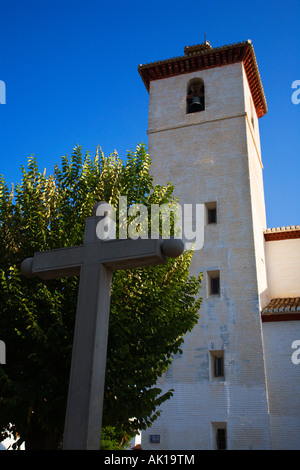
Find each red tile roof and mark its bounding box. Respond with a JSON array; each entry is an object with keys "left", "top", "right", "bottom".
[
  {"left": 264, "top": 226, "right": 300, "bottom": 241},
  {"left": 261, "top": 298, "right": 300, "bottom": 322}
]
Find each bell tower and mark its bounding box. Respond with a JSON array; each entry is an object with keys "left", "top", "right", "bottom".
[{"left": 138, "top": 40, "right": 272, "bottom": 450}]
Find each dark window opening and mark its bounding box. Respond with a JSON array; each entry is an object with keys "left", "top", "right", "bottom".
[
  {"left": 208, "top": 208, "right": 217, "bottom": 224},
  {"left": 207, "top": 270, "right": 220, "bottom": 297},
  {"left": 216, "top": 429, "right": 227, "bottom": 450},
  {"left": 215, "top": 356, "right": 224, "bottom": 377},
  {"left": 211, "top": 276, "right": 220, "bottom": 295},
  {"left": 187, "top": 79, "right": 205, "bottom": 114},
  {"left": 205, "top": 202, "right": 217, "bottom": 225},
  {"left": 210, "top": 350, "right": 225, "bottom": 380}
]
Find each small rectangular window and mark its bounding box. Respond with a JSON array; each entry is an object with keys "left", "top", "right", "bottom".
[
  {"left": 205, "top": 202, "right": 217, "bottom": 224},
  {"left": 207, "top": 270, "right": 220, "bottom": 297},
  {"left": 215, "top": 356, "right": 224, "bottom": 377},
  {"left": 208, "top": 208, "right": 217, "bottom": 224},
  {"left": 211, "top": 422, "right": 227, "bottom": 450},
  {"left": 209, "top": 350, "right": 225, "bottom": 380},
  {"left": 211, "top": 277, "right": 219, "bottom": 295},
  {"left": 216, "top": 428, "right": 227, "bottom": 450}
]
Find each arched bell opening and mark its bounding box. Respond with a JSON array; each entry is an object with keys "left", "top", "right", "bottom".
[{"left": 186, "top": 78, "right": 205, "bottom": 114}]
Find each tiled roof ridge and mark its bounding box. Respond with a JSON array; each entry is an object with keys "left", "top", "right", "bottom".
[
  {"left": 265, "top": 225, "right": 300, "bottom": 233},
  {"left": 264, "top": 225, "right": 300, "bottom": 241},
  {"left": 138, "top": 39, "right": 252, "bottom": 69},
  {"left": 262, "top": 298, "right": 300, "bottom": 320},
  {"left": 262, "top": 298, "right": 300, "bottom": 322}
]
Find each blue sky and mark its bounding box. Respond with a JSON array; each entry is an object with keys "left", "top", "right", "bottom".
[{"left": 0, "top": 0, "right": 299, "bottom": 228}]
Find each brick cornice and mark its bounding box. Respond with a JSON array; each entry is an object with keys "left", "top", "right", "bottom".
[{"left": 264, "top": 227, "right": 300, "bottom": 241}]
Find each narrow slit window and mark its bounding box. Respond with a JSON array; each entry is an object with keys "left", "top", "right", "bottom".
[
  {"left": 208, "top": 207, "right": 217, "bottom": 224},
  {"left": 216, "top": 428, "right": 227, "bottom": 450},
  {"left": 211, "top": 422, "right": 227, "bottom": 450},
  {"left": 211, "top": 277, "right": 219, "bottom": 295},
  {"left": 207, "top": 270, "right": 220, "bottom": 297},
  {"left": 215, "top": 356, "right": 224, "bottom": 377},
  {"left": 209, "top": 350, "right": 225, "bottom": 380},
  {"left": 205, "top": 202, "right": 217, "bottom": 224}
]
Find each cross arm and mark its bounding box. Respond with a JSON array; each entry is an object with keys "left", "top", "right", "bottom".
[
  {"left": 21, "top": 238, "right": 184, "bottom": 280},
  {"left": 97, "top": 237, "right": 184, "bottom": 270},
  {"left": 21, "top": 245, "right": 85, "bottom": 280}
]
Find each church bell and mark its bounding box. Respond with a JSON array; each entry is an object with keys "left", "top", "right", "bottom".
[{"left": 189, "top": 96, "right": 203, "bottom": 113}]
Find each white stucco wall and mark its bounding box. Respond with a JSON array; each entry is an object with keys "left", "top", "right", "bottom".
[{"left": 265, "top": 238, "right": 300, "bottom": 299}]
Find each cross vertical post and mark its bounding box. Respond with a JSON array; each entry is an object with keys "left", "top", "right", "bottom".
[{"left": 64, "top": 261, "right": 112, "bottom": 449}]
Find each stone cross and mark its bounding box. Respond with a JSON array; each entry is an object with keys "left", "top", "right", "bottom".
[{"left": 21, "top": 202, "right": 184, "bottom": 450}]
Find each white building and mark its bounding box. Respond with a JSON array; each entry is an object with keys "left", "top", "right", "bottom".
[{"left": 138, "top": 40, "right": 300, "bottom": 450}]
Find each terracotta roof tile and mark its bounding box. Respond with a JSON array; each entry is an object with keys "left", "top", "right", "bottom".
[
  {"left": 261, "top": 298, "right": 300, "bottom": 322},
  {"left": 264, "top": 225, "right": 300, "bottom": 241}
]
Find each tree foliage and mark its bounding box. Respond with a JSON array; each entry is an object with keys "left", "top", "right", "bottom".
[{"left": 0, "top": 144, "right": 202, "bottom": 449}]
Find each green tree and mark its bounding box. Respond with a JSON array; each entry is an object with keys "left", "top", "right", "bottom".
[{"left": 0, "top": 144, "right": 202, "bottom": 449}]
